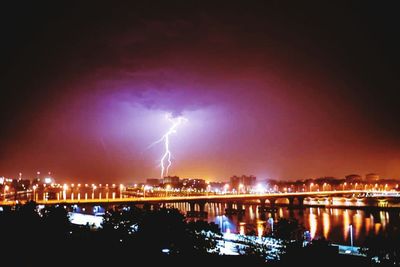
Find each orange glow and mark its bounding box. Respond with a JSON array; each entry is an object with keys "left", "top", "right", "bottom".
[
  {"left": 375, "top": 223, "right": 381, "bottom": 235},
  {"left": 343, "top": 210, "right": 350, "bottom": 240},
  {"left": 309, "top": 209, "right": 317, "bottom": 239},
  {"left": 322, "top": 212, "right": 330, "bottom": 239},
  {"left": 353, "top": 212, "right": 362, "bottom": 239},
  {"left": 257, "top": 221, "right": 264, "bottom": 238},
  {"left": 239, "top": 222, "right": 246, "bottom": 235}
]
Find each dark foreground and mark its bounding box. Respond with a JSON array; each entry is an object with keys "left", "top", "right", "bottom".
[{"left": 0, "top": 202, "right": 394, "bottom": 267}]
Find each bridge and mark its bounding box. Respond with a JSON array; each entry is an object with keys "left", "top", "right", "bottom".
[{"left": 1, "top": 190, "right": 398, "bottom": 215}]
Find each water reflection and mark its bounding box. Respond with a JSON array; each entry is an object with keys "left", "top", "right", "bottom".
[
  {"left": 309, "top": 209, "right": 317, "bottom": 239},
  {"left": 343, "top": 210, "right": 350, "bottom": 241},
  {"left": 257, "top": 221, "right": 265, "bottom": 238},
  {"left": 239, "top": 222, "right": 245, "bottom": 235},
  {"left": 353, "top": 212, "right": 362, "bottom": 239},
  {"left": 195, "top": 205, "right": 395, "bottom": 246},
  {"left": 322, "top": 212, "right": 330, "bottom": 239}
]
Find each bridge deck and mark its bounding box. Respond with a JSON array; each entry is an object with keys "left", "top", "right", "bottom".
[{"left": 1, "top": 190, "right": 394, "bottom": 206}]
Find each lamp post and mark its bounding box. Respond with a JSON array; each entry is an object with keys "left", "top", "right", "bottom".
[
  {"left": 143, "top": 185, "right": 149, "bottom": 198},
  {"left": 119, "top": 184, "right": 124, "bottom": 199},
  {"left": 166, "top": 184, "right": 171, "bottom": 197},
  {"left": 3, "top": 185, "right": 9, "bottom": 201},
  {"left": 32, "top": 185, "right": 37, "bottom": 201},
  {"left": 92, "top": 185, "right": 97, "bottom": 199},
  {"left": 63, "top": 184, "right": 68, "bottom": 200},
  {"left": 77, "top": 184, "right": 81, "bottom": 200},
  {"left": 238, "top": 183, "right": 244, "bottom": 194},
  {"left": 224, "top": 184, "right": 229, "bottom": 194}
]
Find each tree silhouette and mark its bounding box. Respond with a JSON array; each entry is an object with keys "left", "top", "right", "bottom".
[{"left": 274, "top": 218, "right": 305, "bottom": 241}]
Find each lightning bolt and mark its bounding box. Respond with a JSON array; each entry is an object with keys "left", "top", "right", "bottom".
[{"left": 151, "top": 113, "right": 187, "bottom": 178}]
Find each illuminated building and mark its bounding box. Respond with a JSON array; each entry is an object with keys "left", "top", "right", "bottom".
[
  {"left": 163, "top": 176, "right": 180, "bottom": 187},
  {"left": 230, "top": 175, "right": 256, "bottom": 192},
  {"left": 366, "top": 173, "right": 380, "bottom": 183},
  {"left": 181, "top": 178, "right": 206, "bottom": 190}
]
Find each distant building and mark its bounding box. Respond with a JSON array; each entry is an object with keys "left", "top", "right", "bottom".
[
  {"left": 146, "top": 178, "right": 161, "bottom": 187},
  {"left": 181, "top": 178, "right": 206, "bottom": 190},
  {"left": 163, "top": 176, "right": 180, "bottom": 187},
  {"left": 366, "top": 173, "right": 380, "bottom": 183},
  {"left": 11, "top": 178, "right": 30, "bottom": 191},
  {"left": 209, "top": 182, "right": 225, "bottom": 191},
  {"left": 345, "top": 174, "right": 362, "bottom": 183},
  {"left": 230, "top": 175, "right": 256, "bottom": 191}
]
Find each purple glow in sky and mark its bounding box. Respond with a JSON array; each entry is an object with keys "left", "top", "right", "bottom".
[
  {"left": 1, "top": 2, "right": 400, "bottom": 182},
  {"left": 149, "top": 113, "right": 188, "bottom": 178}
]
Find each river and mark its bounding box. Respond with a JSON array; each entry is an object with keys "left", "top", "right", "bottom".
[{"left": 171, "top": 202, "right": 400, "bottom": 246}]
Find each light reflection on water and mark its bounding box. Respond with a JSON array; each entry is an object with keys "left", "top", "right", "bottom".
[
  {"left": 171, "top": 202, "right": 399, "bottom": 246},
  {"left": 322, "top": 212, "right": 330, "bottom": 239},
  {"left": 309, "top": 210, "right": 317, "bottom": 239}
]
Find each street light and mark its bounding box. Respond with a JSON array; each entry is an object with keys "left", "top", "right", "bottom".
[
  {"left": 92, "top": 185, "right": 97, "bottom": 199},
  {"left": 3, "top": 185, "right": 9, "bottom": 201},
  {"left": 238, "top": 183, "right": 244, "bottom": 194},
  {"left": 32, "top": 185, "right": 37, "bottom": 201},
  {"left": 63, "top": 184, "right": 68, "bottom": 200},
  {"left": 165, "top": 184, "right": 171, "bottom": 197},
  {"left": 224, "top": 184, "right": 230, "bottom": 194},
  {"left": 119, "top": 184, "right": 124, "bottom": 199},
  {"left": 143, "top": 185, "right": 152, "bottom": 198},
  {"left": 322, "top": 183, "right": 327, "bottom": 191},
  {"left": 256, "top": 184, "right": 265, "bottom": 194}
]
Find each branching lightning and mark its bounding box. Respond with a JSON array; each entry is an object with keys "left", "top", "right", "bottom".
[{"left": 151, "top": 113, "right": 187, "bottom": 178}]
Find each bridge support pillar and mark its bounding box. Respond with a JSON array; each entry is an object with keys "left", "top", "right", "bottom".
[
  {"left": 288, "top": 197, "right": 295, "bottom": 208},
  {"left": 187, "top": 201, "right": 207, "bottom": 218},
  {"left": 189, "top": 202, "right": 196, "bottom": 212},
  {"left": 236, "top": 202, "right": 245, "bottom": 215},
  {"left": 198, "top": 201, "right": 206, "bottom": 212},
  {"left": 258, "top": 198, "right": 268, "bottom": 213},
  {"left": 225, "top": 202, "right": 235, "bottom": 215},
  {"left": 269, "top": 198, "right": 277, "bottom": 208},
  {"left": 268, "top": 198, "right": 278, "bottom": 214},
  {"left": 297, "top": 197, "right": 305, "bottom": 208}
]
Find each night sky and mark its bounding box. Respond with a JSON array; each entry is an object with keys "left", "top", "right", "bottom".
[{"left": 1, "top": 2, "right": 400, "bottom": 182}]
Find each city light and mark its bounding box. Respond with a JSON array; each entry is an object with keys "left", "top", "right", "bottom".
[{"left": 255, "top": 183, "right": 265, "bottom": 194}]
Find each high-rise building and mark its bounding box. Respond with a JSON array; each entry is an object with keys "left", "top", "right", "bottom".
[
  {"left": 163, "top": 176, "right": 180, "bottom": 187},
  {"left": 230, "top": 175, "right": 256, "bottom": 192},
  {"left": 181, "top": 178, "right": 206, "bottom": 190}
]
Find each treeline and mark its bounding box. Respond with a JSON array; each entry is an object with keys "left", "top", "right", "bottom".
[{"left": 0, "top": 201, "right": 397, "bottom": 267}]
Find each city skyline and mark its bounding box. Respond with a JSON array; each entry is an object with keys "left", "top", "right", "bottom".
[{"left": 1, "top": 2, "right": 400, "bottom": 182}]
